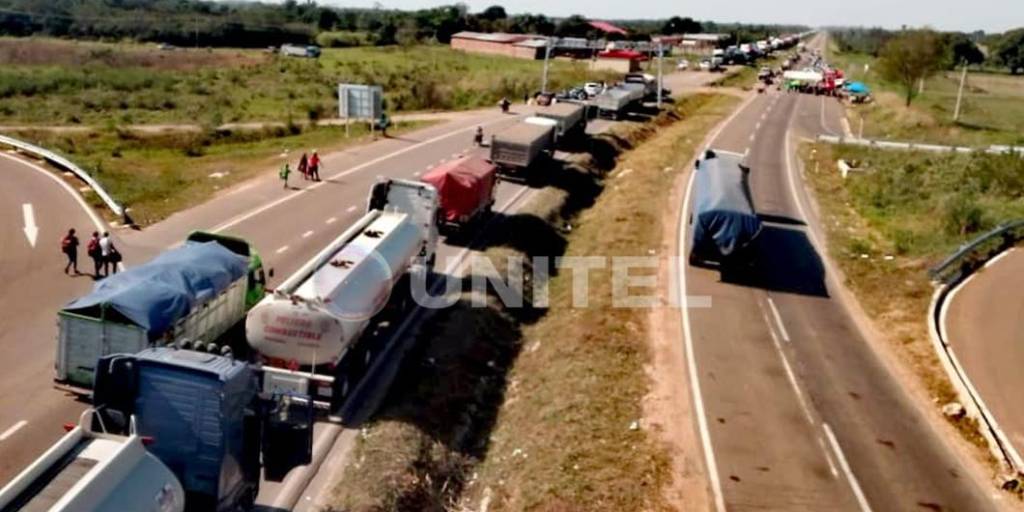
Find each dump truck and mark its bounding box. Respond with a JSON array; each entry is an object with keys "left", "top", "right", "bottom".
[
  {"left": 594, "top": 86, "right": 643, "bottom": 119},
  {"left": 0, "top": 409, "right": 185, "bottom": 512},
  {"left": 688, "top": 149, "right": 762, "bottom": 265},
  {"left": 490, "top": 121, "right": 555, "bottom": 175},
  {"left": 1, "top": 348, "right": 312, "bottom": 512},
  {"left": 421, "top": 155, "right": 498, "bottom": 233},
  {"left": 246, "top": 178, "right": 440, "bottom": 410},
  {"left": 534, "top": 102, "right": 586, "bottom": 143},
  {"left": 55, "top": 234, "right": 262, "bottom": 389}
]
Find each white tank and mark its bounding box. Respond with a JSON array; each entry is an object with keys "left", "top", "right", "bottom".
[{"left": 246, "top": 211, "right": 423, "bottom": 366}]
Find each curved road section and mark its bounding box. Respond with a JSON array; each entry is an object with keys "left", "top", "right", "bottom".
[{"left": 943, "top": 248, "right": 1024, "bottom": 467}]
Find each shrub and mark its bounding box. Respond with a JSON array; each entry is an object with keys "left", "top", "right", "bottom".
[{"left": 944, "top": 194, "right": 988, "bottom": 236}]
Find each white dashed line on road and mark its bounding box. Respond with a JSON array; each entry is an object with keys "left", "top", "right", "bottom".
[
  {"left": 767, "top": 297, "right": 791, "bottom": 342},
  {"left": 302, "top": 230, "right": 314, "bottom": 238},
  {"left": 412, "top": 171, "right": 421, "bottom": 177},
  {"left": 755, "top": 121, "right": 761, "bottom": 130},
  {"left": 824, "top": 423, "right": 874, "bottom": 512},
  {"left": 326, "top": 217, "right": 337, "bottom": 224},
  {"left": 749, "top": 134, "right": 756, "bottom": 143},
  {"left": 0, "top": 420, "right": 27, "bottom": 441},
  {"left": 817, "top": 435, "right": 840, "bottom": 479},
  {"left": 276, "top": 245, "right": 289, "bottom": 254},
  {"left": 346, "top": 205, "right": 357, "bottom": 213}
]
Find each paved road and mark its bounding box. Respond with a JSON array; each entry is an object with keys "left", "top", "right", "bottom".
[
  {"left": 0, "top": 67, "right": 719, "bottom": 501},
  {"left": 944, "top": 248, "right": 1024, "bottom": 468},
  {"left": 0, "top": 151, "right": 105, "bottom": 481},
  {"left": 677, "top": 34, "right": 1000, "bottom": 511}
]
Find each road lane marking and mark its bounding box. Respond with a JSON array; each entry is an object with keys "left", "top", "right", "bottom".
[
  {"left": 759, "top": 300, "right": 814, "bottom": 425},
  {"left": 412, "top": 171, "right": 421, "bottom": 177},
  {"left": 22, "top": 203, "right": 38, "bottom": 247},
  {"left": 817, "top": 435, "right": 840, "bottom": 478},
  {"left": 0, "top": 152, "right": 105, "bottom": 232},
  {"left": 346, "top": 205, "right": 357, "bottom": 213},
  {"left": 767, "top": 297, "right": 791, "bottom": 342},
  {"left": 749, "top": 134, "right": 756, "bottom": 143},
  {"left": 755, "top": 121, "right": 761, "bottom": 130},
  {"left": 302, "top": 230, "right": 314, "bottom": 238},
  {"left": 210, "top": 116, "right": 512, "bottom": 234},
  {"left": 276, "top": 245, "right": 289, "bottom": 254},
  {"left": 0, "top": 420, "right": 27, "bottom": 441},
  {"left": 326, "top": 217, "right": 337, "bottom": 224},
  {"left": 823, "top": 423, "right": 873, "bottom": 512}
]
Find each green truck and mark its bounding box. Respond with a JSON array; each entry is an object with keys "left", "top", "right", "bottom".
[{"left": 54, "top": 232, "right": 268, "bottom": 388}]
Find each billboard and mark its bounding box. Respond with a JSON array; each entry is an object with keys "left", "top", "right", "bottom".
[{"left": 338, "top": 84, "right": 383, "bottom": 120}]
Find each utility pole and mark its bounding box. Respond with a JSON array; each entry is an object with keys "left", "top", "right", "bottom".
[
  {"left": 656, "top": 40, "right": 664, "bottom": 108},
  {"left": 953, "top": 60, "right": 968, "bottom": 122},
  {"left": 541, "top": 37, "right": 553, "bottom": 95},
  {"left": 193, "top": 16, "right": 199, "bottom": 49}
]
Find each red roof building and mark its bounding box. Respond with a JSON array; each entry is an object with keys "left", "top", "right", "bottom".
[{"left": 587, "top": 20, "right": 628, "bottom": 36}]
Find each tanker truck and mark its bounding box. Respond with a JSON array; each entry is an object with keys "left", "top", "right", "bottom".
[{"left": 246, "top": 178, "right": 440, "bottom": 411}]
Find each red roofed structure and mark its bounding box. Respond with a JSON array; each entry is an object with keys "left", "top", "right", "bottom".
[{"left": 587, "top": 20, "right": 628, "bottom": 36}]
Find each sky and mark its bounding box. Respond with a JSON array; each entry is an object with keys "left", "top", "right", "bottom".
[{"left": 313, "top": 0, "right": 1021, "bottom": 33}]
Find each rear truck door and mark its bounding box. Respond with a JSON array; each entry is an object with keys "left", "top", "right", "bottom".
[{"left": 261, "top": 395, "right": 314, "bottom": 481}]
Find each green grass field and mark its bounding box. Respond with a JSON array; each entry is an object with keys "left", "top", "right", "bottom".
[
  {"left": 16, "top": 121, "right": 429, "bottom": 225},
  {"left": 827, "top": 44, "right": 1024, "bottom": 147},
  {"left": 0, "top": 37, "right": 617, "bottom": 126}
]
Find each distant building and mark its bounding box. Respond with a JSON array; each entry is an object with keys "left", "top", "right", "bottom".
[
  {"left": 450, "top": 32, "right": 547, "bottom": 60},
  {"left": 587, "top": 21, "right": 629, "bottom": 37},
  {"left": 591, "top": 49, "right": 647, "bottom": 73},
  {"left": 680, "top": 33, "right": 729, "bottom": 54}
]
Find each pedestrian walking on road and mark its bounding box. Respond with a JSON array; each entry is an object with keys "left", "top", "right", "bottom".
[
  {"left": 61, "top": 228, "right": 80, "bottom": 275},
  {"left": 280, "top": 162, "right": 291, "bottom": 189},
  {"left": 297, "top": 152, "right": 309, "bottom": 181},
  {"left": 99, "top": 232, "right": 119, "bottom": 276},
  {"left": 87, "top": 231, "right": 102, "bottom": 277},
  {"left": 308, "top": 151, "right": 321, "bottom": 181}
]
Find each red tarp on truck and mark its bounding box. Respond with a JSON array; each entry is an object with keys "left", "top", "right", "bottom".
[{"left": 421, "top": 155, "right": 497, "bottom": 224}]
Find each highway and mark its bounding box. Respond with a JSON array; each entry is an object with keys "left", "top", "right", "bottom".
[
  {"left": 0, "top": 67, "right": 722, "bottom": 502},
  {"left": 943, "top": 248, "right": 1024, "bottom": 470},
  {"left": 676, "top": 35, "right": 1001, "bottom": 511}
]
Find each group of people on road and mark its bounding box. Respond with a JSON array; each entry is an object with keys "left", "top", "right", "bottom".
[
  {"left": 61, "top": 228, "right": 120, "bottom": 278},
  {"left": 281, "top": 150, "right": 321, "bottom": 189}
]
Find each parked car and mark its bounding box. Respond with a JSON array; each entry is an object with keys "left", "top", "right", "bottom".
[
  {"left": 676, "top": 59, "right": 689, "bottom": 71},
  {"left": 583, "top": 82, "right": 605, "bottom": 97},
  {"left": 699, "top": 59, "right": 712, "bottom": 71}
]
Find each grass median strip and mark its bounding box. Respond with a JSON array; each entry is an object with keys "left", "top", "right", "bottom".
[
  {"left": 14, "top": 121, "right": 430, "bottom": 225},
  {"left": 801, "top": 142, "right": 1024, "bottom": 454},
  {"left": 326, "top": 92, "right": 740, "bottom": 511}
]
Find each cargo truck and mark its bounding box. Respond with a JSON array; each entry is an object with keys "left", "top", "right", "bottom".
[
  {"left": 1, "top": 348, "right": 313, "bottom": 512},
  {"left": 0, "top": 409, "right": 185, "bottom": 512},
  {"left": 55, "top": 233, "right": 264, "bottom": 389},
  {"left": 489, "top": 121, "right": 555, "bottom": 176},
  {"left": 534, "top": 102, "right": 586, "bottom": 143},
  {"left": 623, "top": 73, "right": 659, "bottom": 98},
  {"left": 688, "top": 149, "right": 762, "bottom": 265},
  {"left": 246, "top": 178, "right": 440, "bottom": 410},
  {"left": 594, "top": 86, "right": 643, "bottom": 119},
  {"left": 421, "top": 155, "right": 498, "bottom": 233}
]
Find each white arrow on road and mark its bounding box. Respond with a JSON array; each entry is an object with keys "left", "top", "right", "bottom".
[{"left": 22, "top": 203, "right": 38, "bottom": 248}]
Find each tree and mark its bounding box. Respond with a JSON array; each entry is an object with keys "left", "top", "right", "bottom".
[
  {"left": 480, "top": 5, "right": 507, "bottom": 21},
  {"left": 661, "top": 16, "right": 701, "bottom": 35},
  {"left": 995, "top": 28, "right": 1024, "bottom": 74},
  {"left": 948, "top": 35, "right": 985, "bottom": 67},
  {"left": 555, "top": 15, "right": 591, "bottom": 38},
  {"left": 878, "top": 30, "right": 945, "bottom": 107}
]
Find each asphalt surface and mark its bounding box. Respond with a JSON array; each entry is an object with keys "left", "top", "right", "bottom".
[
  {"left": 0, "top": 67, "right": 721, "bottom": 502},
  {"left": 944, "top": 248, "right": 1024, "bottom": 467},
  {"left": 677, "top": 35, "right": 1000, "bottom": 511}
]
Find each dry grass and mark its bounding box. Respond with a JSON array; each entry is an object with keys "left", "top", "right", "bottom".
[{"left": 326, "top": 93, "right": 740, "bottom": 512}]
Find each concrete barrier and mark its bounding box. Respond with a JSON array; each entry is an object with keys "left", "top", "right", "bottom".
[{"left": 816, "top": 135, "right": 1024, "bottom": 157}]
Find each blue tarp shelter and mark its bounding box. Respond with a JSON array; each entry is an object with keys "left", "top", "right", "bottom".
[
  {"left": 846, "top": 81, "right": 870, "bottom": 95},
  {"left": 62, "top": 242, "right": 247, "bottom": 336}
]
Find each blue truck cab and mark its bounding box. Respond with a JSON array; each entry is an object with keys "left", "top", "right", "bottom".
[{"left": 92, "top": 348, "right": 313, "bottom": 511}]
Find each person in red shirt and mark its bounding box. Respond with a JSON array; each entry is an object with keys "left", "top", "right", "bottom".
[{"left": 308, "top": 150, "right": 321, "bottom": 181}]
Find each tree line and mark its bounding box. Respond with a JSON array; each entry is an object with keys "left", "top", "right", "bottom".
[
  {"left": 0, "top": 0, "right": 805, "bottom": 49},
  {"left": 833, "top": 26, "right": 1024, "bottom": 75}
]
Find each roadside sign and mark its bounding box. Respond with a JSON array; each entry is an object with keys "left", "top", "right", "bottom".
[{"left": 338, "top": 84, "right": 382, "bottom": 120}]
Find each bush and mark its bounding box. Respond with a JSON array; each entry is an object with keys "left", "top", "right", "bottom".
[{"left": 944, "top": 194, "right": 988, "bottom": 236}]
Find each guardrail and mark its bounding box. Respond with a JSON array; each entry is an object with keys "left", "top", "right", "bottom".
[
  {"left": 817, "top": 134, "right": 1024, "bottom": 156},
  {"left": 929, "top": 220, "right": 1024, "bottom": 284},
  {"left": 0, "top": 134, "right": 125, "bottom": 220}
]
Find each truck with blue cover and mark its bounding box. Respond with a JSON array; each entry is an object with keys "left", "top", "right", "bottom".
[{"left": 688, "top": 149, "right": 763, "bottom": 265}]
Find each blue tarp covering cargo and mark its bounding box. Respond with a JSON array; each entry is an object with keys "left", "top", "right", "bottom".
[
  {"left": 689, "top": 150, "right": 762, "bottom": 263},
  {"left": 62, "top": 242, "right": 247, "bottom": 336}
]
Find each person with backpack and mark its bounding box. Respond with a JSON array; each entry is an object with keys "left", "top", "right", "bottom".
[
  {"left": 87, "top": 231, "right": 103, "bottom": 277},
  {"left": 308, "top": 151, "right": 321, "bottom": 181},
  {"left": 61, "top": 228, "right": 80, "bottom": 275}
]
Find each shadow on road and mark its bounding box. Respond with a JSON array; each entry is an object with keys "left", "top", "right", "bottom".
[{"left": 720, "top": 224, "right": 829, "bottom": 298}]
